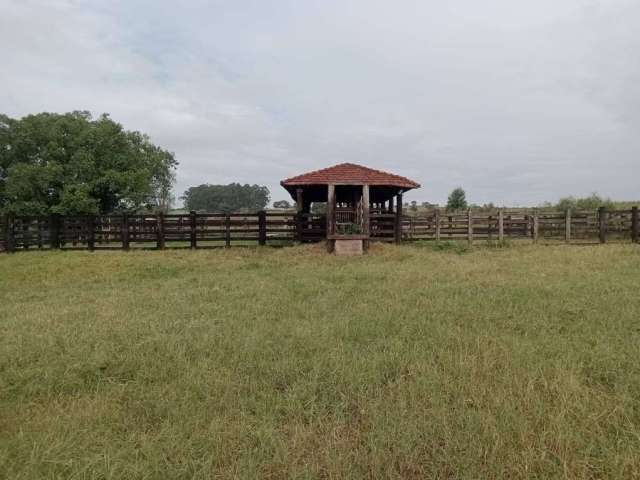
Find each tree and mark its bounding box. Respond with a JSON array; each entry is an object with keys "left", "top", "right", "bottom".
[
  {"left": 410, "top": 200, "right": 418, "bottom": 212},
  {"left": 273, "top": 200, "right": 291, "bottom": 209},
  {"left": 0, "top": 111, "right": 177, "bottom": 215},
  {"left": 182, "top": 183, "right": 270, "bottom": 212},
  {"left": 446, "top": 187, "right": 467, "bottom": 211}
]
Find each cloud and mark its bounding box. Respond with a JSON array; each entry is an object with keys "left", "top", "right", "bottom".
[{"left": 1, "top": 0, "right": 639, "bottom": 206}]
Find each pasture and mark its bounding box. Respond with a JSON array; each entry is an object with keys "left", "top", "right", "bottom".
[{"left": 1, "top": 243, "right": 639, "bottom": 479}]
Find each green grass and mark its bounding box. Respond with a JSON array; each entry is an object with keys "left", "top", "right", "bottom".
[{"left": 1, "top": 243, "right": 639, "bottom": 479}]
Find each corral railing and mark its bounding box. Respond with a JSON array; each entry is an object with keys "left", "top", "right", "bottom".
[
  {"left": 398, "top": 207, "right": 639, "bottom": 244},
  {"left": 0, "top": 207, "right": 638, "bottom": 252},
  {"left": 0, "top": 211, "right": 298, "bottom": 252}
]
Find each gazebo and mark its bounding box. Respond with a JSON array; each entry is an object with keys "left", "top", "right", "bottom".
[{"left": 281, "top": 163, "right": 420, "bottom": 253}]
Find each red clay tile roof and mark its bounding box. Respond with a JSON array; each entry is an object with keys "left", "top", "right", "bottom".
[{"left": 281, "top": 163, "right": 420, "bottom": 189}]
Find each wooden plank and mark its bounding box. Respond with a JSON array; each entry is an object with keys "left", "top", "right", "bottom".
[
  {"left": 565, "top": 209, "right": 571, "bottom": 243},
  {"left": 498, "top": 209, "right": 504, "bottom": 242},
  {"left": 225, "top": 213, "right": 231, "bottom": 247},
  {"left": 467, "top": 208, "right": 473, "bottom": 245},
  {"left": 632, "top": 206, "right": 638, "bottom": 243},
  {"left": 533, "top": 211, "right": 539, "bottom": 243}
]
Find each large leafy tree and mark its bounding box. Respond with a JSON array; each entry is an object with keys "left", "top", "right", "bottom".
[
  {"left": 0, "top": 111, "right": 177, "bottom": 215},
  {"left": 182, "top": 184, "right": 270, "bottom": 212}
]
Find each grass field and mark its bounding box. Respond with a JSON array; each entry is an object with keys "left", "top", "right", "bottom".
[{"left": 1, "top": 243, "right": 639, "bottom": 479}]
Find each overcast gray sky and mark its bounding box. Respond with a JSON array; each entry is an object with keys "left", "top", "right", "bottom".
[{"left": 1, "top": 0, "right": 639, "bottom": 206}]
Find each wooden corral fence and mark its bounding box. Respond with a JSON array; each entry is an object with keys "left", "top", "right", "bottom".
[
  {"left": 399, "top": 207, "right": 639, "bottom": 245},
  {"left": 0, "top": 212, "right": 302, "bottom": 252},
  {"left": 0, "top": 207, "right": 638, "bottom": 252}
]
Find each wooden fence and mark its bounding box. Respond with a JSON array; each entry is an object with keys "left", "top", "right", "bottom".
[
  {"left": 0, "top": 212, "right": 300, "bottom": 252},
  {"left": 400, "top": 207, "right": 639, "bottom": 244},
  {"left": 0, "top": 207, "right": 638, "bottom": 252}
]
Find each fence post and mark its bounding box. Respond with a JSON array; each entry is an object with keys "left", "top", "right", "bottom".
[
  {"left": 258, "top": 210, "right": 267, "bottom": 246},
  {"left": 467, "top": 208, "right": 473, "bottom": 245},
  {"left": 48, "top": 213, "right": 59, "bottom": 249},
  {"left": 22, "top": 217, "right": 30, "bottom": 250},
  {"left": 190, "top": 211, "right": 197, "bottom": 249},
  {"left": 122, "top": 214, "right": 130, "bottom": 250},
  {"left": 157, "top": 212, "right": 165, "bottom": 250},
  {"left": 632, "top": 206, "right": 638, "bottom": 243},
  {"left": 532, "top": 211, "right": 539, "bottom": 244},
  {"left": 598, "top": 207, "right": 607, "bottom": 243},
  {"left": 498, "top": 209, "right": 504, "bottom": 242},
  {"left": 87, "top": 215, "right": 95, "bottom": 251},
  {"left": 225, "top": 213, "right": 231, "bottom": 247},
  {"left": 4, "top": 214, "right": 14, "bottom": 253},
  {"left": 434, "top": 209, "right": 441, "bottom": 242},
  {"left": 565, "top": 208, "right": 571, "bottom": 243},
  {"left": 296, "top": 188, "right": 304, "bottom": 242}
]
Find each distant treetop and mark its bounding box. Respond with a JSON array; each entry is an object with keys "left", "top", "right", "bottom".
[
  {"left": 446, "top": 187, "right": 468, "bottom": 211},
  {"left": 181, "top": 183, "right": 270, "bottom": 213}
]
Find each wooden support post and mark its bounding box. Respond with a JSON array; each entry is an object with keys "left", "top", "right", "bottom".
[
  {"left": 394, "top": 193, "right": 403, "bottom": 244},
  {"left": 157, "top": 212, "right": 165, "bottom": 249},
  {"left": 296, "top": 188, "right": 304, "bottom": 242},
  {"left": 122, "top": 214, "right": 129, "bottom": 250},
  {"left": 225, "top": 213, "right": 231, "bottom": 247},
  {"left": 326, "top": 184, "right": 335, "bottom": 238},
  {"left": 533, "top": 211, "right": 539, "bottom": 244},
  {"left": 467, "top": 208, "right": 473, "bottom": 245},
  {"left": 598, "top": 207, "right": 607, "bottom": 244},
  {"left": 631, "top": 206, "right": 638, "bottom": 243},
  {"left": 87, "top": 215, "right": 95, "bottom": 251},
  {"left": 49, "top": 213, "right": 60, "bottom": 249},
  {"left": 498, "top": 209, "right": 504, "bottom": 242},
  {"left": 435, "top": 209, "right": 441, "bottom": 242},
  {"left": 190, "top": 211, "right": 197, "bottom": 249},
  {"left": 565, "top": 208, "right": 571, "bottom": 243},
  {"left": 388, "top": 196, "right": 394, "bottom": 214},
  {"left": 258, "top": 210, "right": 267, "bottom": 246},
  {"left": 362, "top": 184, "right": 370, "bottom": 236}
]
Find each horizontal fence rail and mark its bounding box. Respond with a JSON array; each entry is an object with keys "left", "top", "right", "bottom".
[{"left": 0, "top": 207, "right": 638, "bottom": 252}]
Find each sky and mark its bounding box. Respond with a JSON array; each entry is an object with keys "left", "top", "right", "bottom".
[{"left": 1, "top": 0, "right": 639, "bottom": 206}]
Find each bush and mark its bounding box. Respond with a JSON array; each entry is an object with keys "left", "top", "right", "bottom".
[{"left": 554, "top": 193, "right": 615, "bottom": 211}]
